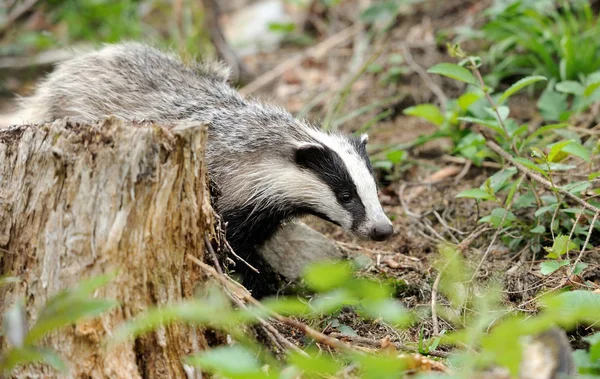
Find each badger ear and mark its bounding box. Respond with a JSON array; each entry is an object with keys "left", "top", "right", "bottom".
[
  {"left": 294, "top": 142, "right": 326, "bottom": 167},
  {"left": 359, "top": 133, "right": 369, "bottom": 146}
]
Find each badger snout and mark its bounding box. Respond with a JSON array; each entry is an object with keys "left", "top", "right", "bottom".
[{"left": 370, "top": 221, "right": 394, "bottom": 241}]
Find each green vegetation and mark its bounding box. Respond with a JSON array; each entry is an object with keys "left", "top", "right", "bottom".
[
  {"left": 1, "top": 0, "right": 212, "bottom": 57},
  {"left": 1, "top": 275, "right": 117, "bottom": 373},
  {"left": 2, "top": 0, "right": 600, "bottom": 377}
]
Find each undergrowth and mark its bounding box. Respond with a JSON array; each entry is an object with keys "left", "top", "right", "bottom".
[{"left": 2, "top": 0, "right": 600, "bottom": 378}]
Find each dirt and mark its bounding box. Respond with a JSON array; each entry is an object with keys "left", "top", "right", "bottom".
[
  {"left": 2, "top": 0, "right": 599, "bottom": 362},
  {"left": 237, "top": 0, "right": 600, "bottom": 353}
]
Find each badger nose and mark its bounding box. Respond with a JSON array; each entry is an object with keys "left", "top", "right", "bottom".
[{"left": 370, "top": 223, "right": 394, "bottom": 241}]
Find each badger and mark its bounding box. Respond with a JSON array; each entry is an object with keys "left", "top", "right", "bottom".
[{"left": 12, "top": 43, "right": 394, "bottom": 293}]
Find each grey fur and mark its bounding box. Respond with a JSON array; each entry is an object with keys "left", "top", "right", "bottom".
[{"left": 15, "top": 43, "right": 393, "bottom": 290}]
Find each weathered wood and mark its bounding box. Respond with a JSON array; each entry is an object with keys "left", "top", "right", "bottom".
[{"left": 0, "top": 118, "right": 214, "bottom": 378}]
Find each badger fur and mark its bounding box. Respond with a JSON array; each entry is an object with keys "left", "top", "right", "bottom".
[{"left": 12, "top": 43, "right": 394, "bottom": 293}]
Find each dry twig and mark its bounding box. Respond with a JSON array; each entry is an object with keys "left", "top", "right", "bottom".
[
  {"left": 328, "top": 332, "right": 450, "bottom": 360},
  {"left": 401, "top": 44, "right": 448, "bottom": 112},
  {"left": 189, "top": 251, "right": 301, "bottom": 355},
  {"left": 187, "top": 254, "right": 353, "bottom": 352},
  {"left": 201, "top": 0, "right": 253, "bottom": 84},
  {"left": 0, "top": 0, "right": 39, "bottom": 37},
  {"left": 485, "top": 139, "right": 600, "bottom": 215},
  {"left": 570, "top": 212, "right": 599, "bottom": 276}
]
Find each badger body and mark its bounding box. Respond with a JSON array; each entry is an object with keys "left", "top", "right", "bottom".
[{"left": 14, "top": 43, "right": 393, "bottom": 293}]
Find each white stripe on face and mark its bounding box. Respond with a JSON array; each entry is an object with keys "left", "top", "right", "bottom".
[{"left": 306, "top": 129, "right": 392, "bottom": 238}]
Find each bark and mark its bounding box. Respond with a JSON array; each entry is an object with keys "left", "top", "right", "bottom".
[{"left": 0, "top": 118, "right": 215, "bottom": 378}]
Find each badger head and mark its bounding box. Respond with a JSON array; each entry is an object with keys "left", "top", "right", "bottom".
[{"left": 294, "top": 132, "right": 394, "bottom": 241}]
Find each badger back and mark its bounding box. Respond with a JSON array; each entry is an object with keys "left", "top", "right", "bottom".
[{"left": 15, "top": 43, "right": 240, "bottom": 125}]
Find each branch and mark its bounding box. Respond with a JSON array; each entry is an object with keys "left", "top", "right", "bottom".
[
  {"left": 201, "top": 0, "right": 253, "bottom": 84},
  {"left": 0, "top": 0, "right": 39, "bottom": 37},
  {"left": 485, "top": 139, "right": 600, "bottom": 215},
  {"left": 187, "top": 254, "right": 353, "bottom": 352}
]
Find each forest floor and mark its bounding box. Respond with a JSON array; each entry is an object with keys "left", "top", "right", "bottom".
[
  {"left": 237, "top": 0, "right": 600, "bottom": 353},
  {"left": 1, "top": 0, "right": 599, "bottom": 361}
]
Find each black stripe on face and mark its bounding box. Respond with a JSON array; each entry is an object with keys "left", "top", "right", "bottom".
[
  {"left": 294, "top": 143, "right": 366, "bottom": 229},
  {"left": 348, "top": 135, "right": 374, "bottom": 175}
]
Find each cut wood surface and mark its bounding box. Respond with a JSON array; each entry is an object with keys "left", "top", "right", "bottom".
[{"left": 0, "top": 118, "right": 215, "bottom": 378}]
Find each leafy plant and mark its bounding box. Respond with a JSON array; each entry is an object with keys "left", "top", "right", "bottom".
[
  {"left": 1, "top": 275, "right": 118, "bottom": 374},
  {"left": 462, "top": 0, "right": 600, "bottom": 86}
]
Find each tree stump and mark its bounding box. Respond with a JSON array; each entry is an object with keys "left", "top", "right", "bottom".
[{"left": 0, "top": 118, "right": 214, "bottom": 378}]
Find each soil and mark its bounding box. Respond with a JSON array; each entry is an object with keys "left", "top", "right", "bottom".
[{"left": 236, "top": 0, "right": 600, "bottom": 354}]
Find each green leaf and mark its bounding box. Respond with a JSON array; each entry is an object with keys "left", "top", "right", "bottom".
[
  {"left": 185, "top": 345, "right": 264, "bottom": 378},
  {"left": 486, "top": 167, "right": 518, "bottom": 193},
  {"left": 2, "top": 347, "right": 67, "bottom": 373},
  {"left": 111, "top": 297, "right": 233, "bottom": 346},
  {"left": 288, "top": 348, "right": 342, "bottom": 375},
  {"left": 555, "top": 80, "right": 585, "bottom": 96},
  {"left": 525, "top": 123, "right": 568, "bottom": 144},
  {"left": 530, "top": 225, "right": 545, "bottom": 234},
  {"left": 303, "top": 261, "right": 353, "bottom": 292},
  {"left": 261, "top": 297, "right": 312, "bottom": 316},
  {"left": 513, "top": 157, "right": 549, "bottom": 177},
  {"left": 585, "top": 332, "right": 600, "bottom": 361},
  {"left": 311, "top": 289, "right": 355, "bottom": 314},
  {"left": 573, "top": 262, "right": 588, "bottom": 276},
  {"left": 562, "top": 181, "right": 591, "bottom": 194},
  {"left": 267, "top": 22, "right": 296, "bottom": 33},
  {"left": 537, "top": 89, "right": 568, "bottom": 122},
  {"left": 540, "top": 260, "right": 569, "bottom": 275},
  {"left": 584, "top": 80, "right": 600, "bottom": 97},
  {"left": 361, "top": 299, "right": 410, "bottom": 326},
  {"left": 480, "top": 208, "right": 517, "bottom": 227},
  {"left": 458, "top": 116, "right": 505, "bottom": 135},
  {"left": 543, "top": 235, "right": 576, "bottom": 259},
  {"left": 359, "top": 1, "right": 399, "bottom": 24},
  {"left": 456, "top": 188, "right": 495, "bottom": 201},
  {"left": 427, "top": 63, "right": 478, "bottom": 86},
  {"left": 548, "top": 140, "right": 573, "bottom": 162},
  {"left": 403, "top": 104, "right": 444, "bottom": 126},
  {"left": 26, "top": 299, "right": 118, "bottom": 345},
  {"left": 386, "top": 150, "right": 406, "bottom": 164},
  {"left": 457, "top": 92, "right": 482, "bottom": 110},
  {"left": 535, "top": 204, "right": 558, "bottom": 217},
  {"left": 562, "top": 141, "right": 591, "bottom": 162},
  {"left": 498, "top": 75, "right": 547, "bottom": 103}
]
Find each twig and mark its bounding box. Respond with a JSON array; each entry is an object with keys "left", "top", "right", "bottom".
[
  {"left": 328, "top": 332, "right": 450, "bottom": 359},
  {"left": 431, "top": 270, "right": 443, "bottom": 336},
  {"left": 335, "top": 241, "right": 421, "bottom": 261},
  {"left": 204, "top": 235, "right": 223, "bottom": 274},
  {"left": 0, "top": 0, "right": 39, "bottom": 37},
  {"left": 469, "top": 60, "right": 513, "bottom": 151},
  {"left": 433, "top": 210, "right": 462, "bottom": 241},
  {"left": 323, "top": 31, "right": 387, "bottom": 130},
  {"left": 223, "top": 239, "right": 260, "bottom": 274},
  {"left": 187, "top": 254, "right": 354, "bottom": 352},
  {"left": 240, "top": 25, "right": 362, "bottom": 96},
  {"left": 485, "top": 139, "right": 600, "bottom": 215},
  {"left": 440, "top": 155, "right": 503, "bottom": 169},
  {"left": 187, "top": 254, "right": 304, "bottom": 355},
  {"left": 405, "top": 165, "right": 462, "bottom": 202},
  {"left": 570, "top": 212, "right": 599, "bottom": 276},
  {"left": 566, "top": 209, "right": 584, "bottom": 260},
  {"left": 470, "top": 174, "right": 524, "bottom": 282},
  {"left": 401, "top": 44, "right": 448, "bottom": 112},
  {"left": 201, "top": 0, "right": 253, "bottom": 84}
]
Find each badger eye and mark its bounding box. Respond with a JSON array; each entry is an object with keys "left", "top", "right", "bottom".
[{"left": 339, "top": 192, "right": 352, "bottom": 203}]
